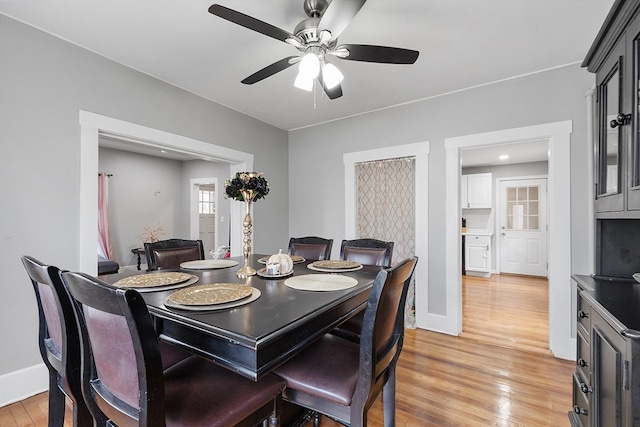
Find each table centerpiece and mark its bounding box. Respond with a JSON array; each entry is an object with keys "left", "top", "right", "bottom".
[{"left": 224, "top": 172, "right": 269, "bottom": 277}]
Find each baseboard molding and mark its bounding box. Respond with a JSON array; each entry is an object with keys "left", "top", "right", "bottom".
[
  {"left": 417, "top": 312, "right": 460, "bottom": 336},
  {"left": 0, "top": 363, "right": 48, "bottom": 407},
  {"left": 552, "top": 337, "right": 576, "bottom": 361}
]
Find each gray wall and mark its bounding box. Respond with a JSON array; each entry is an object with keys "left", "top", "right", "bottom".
[
  {"left": 0, "top": 16, "right": 288, "bottom": 377},
  {"left": 289, "top": 64, "right": 594, "bottom": 316},
  {"left": 99, "top": 147, "right": 184, "bottom": 266}
]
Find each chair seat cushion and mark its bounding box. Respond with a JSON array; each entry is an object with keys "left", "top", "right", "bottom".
[
  {"left": 163, "top": 356, "right": 284, "bottom": 427},
  {"left": 273, "top": 334, "right": 360, "bottom": 406},
  {"left": 97, "top": 255, "right": 119, "bottom": 275}
]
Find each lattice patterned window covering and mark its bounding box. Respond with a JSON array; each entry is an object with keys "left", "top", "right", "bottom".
[{"left": 356, "top": 157, "right": 416, "bottom": 327}]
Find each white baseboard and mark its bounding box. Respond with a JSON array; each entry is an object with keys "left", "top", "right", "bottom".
[
  {"left": 0, "top": 363, "right": 48, "bottom": 407},
  {"left": 416, "top": 313, "right": 460, "bottom": 336}
]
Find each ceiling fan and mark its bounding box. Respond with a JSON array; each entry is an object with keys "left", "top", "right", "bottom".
[{"left": 208, "top": 0, "right": 419, "bottom": 100}]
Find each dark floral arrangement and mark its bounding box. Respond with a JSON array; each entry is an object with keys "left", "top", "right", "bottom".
[{"left": 224, "top": 172, "right": 269, "bottom": 202}]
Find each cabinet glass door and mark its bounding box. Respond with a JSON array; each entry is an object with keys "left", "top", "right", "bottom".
[
  {"left": 600, "top": 64, "right": 621, "bottom": 196},
  {"left": 595, "top": 40, "right": 626, "bottom": 213},
  {"left": 630, "top": 19, "right": 640, "bottom": 210}
]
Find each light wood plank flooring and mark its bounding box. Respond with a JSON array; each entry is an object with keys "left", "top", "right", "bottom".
[{"left": 0, "top": 273, "right": 574, "bottom": 426}]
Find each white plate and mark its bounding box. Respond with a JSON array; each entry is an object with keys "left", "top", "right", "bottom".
[
  {"left": 307, "top": 263, "right": 363, "bottom": 273},
  {"left": 164, "top": 288, "right": 261, "bottom": 311},
  {"left": 633, "top": 273, "right": 640, "bottom": 283},
  {"left": 180, "top": 259, "right": 239, "bottom": 270},
  {"left": 284, "top": 274, "right": 358, "bottom": 291},
  {"left": 256, "top": 268, "right": 294, "bottom": 279}
]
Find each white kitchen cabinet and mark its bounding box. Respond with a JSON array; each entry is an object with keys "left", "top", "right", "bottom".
[
  {"left": 461, "top": 173, "right": 492, "bottom": 209},
  {"left": 465, "top": 234, "right": 491, "bottom": 276}
]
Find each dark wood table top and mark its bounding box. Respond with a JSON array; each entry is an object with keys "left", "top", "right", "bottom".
[{"left": 102, "top": 254, "right": 381, "bottom": 380}]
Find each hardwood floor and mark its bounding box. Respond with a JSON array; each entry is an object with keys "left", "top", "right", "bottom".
[{"left": 0, "top": 274, "right": 574, "bottom": 426}]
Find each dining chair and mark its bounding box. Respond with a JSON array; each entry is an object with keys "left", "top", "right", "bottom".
[
  {"left": 20, "top": 256, "right": 93, "bottom": 427},
  {"left": 288, "top": 236, "right": 333, "bottom": 261},
  {"left": 273, "top": 256, "right": 418, "bottom": 427},
  {"left": 144, "top": 238, "right": 204, "bottom": 271},
  {"left": 340, "top": 238, "right": 394, "bottom": 268},
  {"left": 60, "top": 270, "right": 285, "bottom": 427},
  {"left": 332, "top": 239, "right": 395, "bottom": 342}
]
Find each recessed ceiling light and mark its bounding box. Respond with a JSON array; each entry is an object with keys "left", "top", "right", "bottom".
[
  {"left": 499, "top": 155, "right": 509, "bottom": 160},
  {"left": 161, "top": 150, "right": 167, "bottom": 153}
]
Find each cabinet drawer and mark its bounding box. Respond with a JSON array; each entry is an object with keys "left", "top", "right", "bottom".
[
  {"left": 577, "top": 293, "right": 590, "bottom": 338},
  {"left": 577, "top": 330, "right": 591, "bottom": 381},
  {"left": 572, "top": 373, "right": 591, "bottom": 427},
  {"left": 466, "top": 234, "right": 491, "bottom": 245}
]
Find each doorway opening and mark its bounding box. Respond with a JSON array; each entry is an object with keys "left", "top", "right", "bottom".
[
  {"left": 79, "top": 111, "right": 253, "bottom": 275},
  {"left": 445, "top": 121, "right": 574, "bottom": 360}
]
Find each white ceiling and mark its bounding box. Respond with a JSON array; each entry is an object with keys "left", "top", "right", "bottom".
[{"left": 1, "top": 0, "right": 614, "bottom": 133}]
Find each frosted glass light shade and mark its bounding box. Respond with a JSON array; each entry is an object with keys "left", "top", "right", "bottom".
[
  {"left": 294, "top": 72, "right": 314, "bottom": 91},
  {"left": 299, "top": 53, "right": 320, "bottom": 79},
  {"left": 322, "top": 63, "right": 343, "bottom": 89}
]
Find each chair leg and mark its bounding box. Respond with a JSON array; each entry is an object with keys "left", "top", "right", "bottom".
[
  {"left": 312, "top": 412, "right": 321, "bottom": 427},
  {"left": 72, "top": 399, "right": 94, "bottom": 427},
  {"left": 48, "top": 375, "right": 66, "bottom": 427},
  {"left": 382, "top": 365, "right": 396, "bottom": 427},
  {"left": 268, "top": 396, "right": 282, "bottom": 427}
]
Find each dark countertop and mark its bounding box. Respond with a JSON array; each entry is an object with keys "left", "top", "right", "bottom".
[{"left": 573, "top": 274, "right": 640, "bottom": 335}]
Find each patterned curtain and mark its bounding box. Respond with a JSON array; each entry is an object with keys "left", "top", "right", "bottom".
[
  {"left": 98, "top": 173, "right": 114, "bottom": 260},
  {"left": 355, "top": 157, "right": 416, "bottom": 327}
]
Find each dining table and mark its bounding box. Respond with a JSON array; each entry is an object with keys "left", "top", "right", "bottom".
[{"left": 100, "top": 254, "right": 381, "bottom": 381}]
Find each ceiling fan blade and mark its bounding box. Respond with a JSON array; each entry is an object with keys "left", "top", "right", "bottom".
[
  {"left": 208, "top": 4, "right": 297, "bottom": 43},
  {"left": 317, "top": 73, "right": 343, "bottom": 100},
  {"left": 317, "top": 0, "right": 367, "bottom": 40},
  {"left": 241, "top": 56, "right": 299, "bottom": 85},
  {"left": 334, "top": 44, "right": 419, "bottom": 64}
]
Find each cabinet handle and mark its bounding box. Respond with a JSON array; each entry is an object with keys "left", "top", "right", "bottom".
[
  {"left": 578, "top": 310, "right": 589, "bottom": 319},
  {"left": 573, "top": 405, "right": 588, "bottom": 416},
  {"left": 579, "top": 382, "right": 592, "bottom": 394},
  {"left": 577, "top": 358, "right": 588, "bottom": 368},
  {"left": 610, "top": 113, "right": 631, "bottom": 128}
]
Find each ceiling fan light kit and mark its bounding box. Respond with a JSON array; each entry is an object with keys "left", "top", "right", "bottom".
[{"left": 208, "top": 0, "right": 419, "bottom": 100}]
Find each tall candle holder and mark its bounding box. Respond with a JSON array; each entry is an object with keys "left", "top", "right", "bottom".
[
  {"left": 236, "top": 190, "right": 256, "bottom": 278},
  {"left": 223, "top": 172, "right": 269, "bottom": 279}
]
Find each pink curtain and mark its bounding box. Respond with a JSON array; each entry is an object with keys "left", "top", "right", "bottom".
[{"left": 98, "top": 173, "right": 114, "bottom": 260}]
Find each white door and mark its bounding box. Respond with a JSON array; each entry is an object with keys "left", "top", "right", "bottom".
[
  {"left": 199, "top": 214, "right": 215, "bottom": 255},
  {"left": 190, "top": 179, "right": 218, "bottom": 257},
  {"left": 499, "top": 178, "right": 548, "bottom": 277}
]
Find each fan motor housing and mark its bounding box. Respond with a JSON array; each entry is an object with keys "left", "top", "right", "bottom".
[{"left": 303, "top": 0, "right": 328, "bottom": 18}]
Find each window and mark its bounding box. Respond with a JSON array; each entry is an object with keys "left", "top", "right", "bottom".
[
  {"left": 506, "top": 186, "right": 540, "bottom": 230},
  {"left": 199, "top": 185, "right": 215, "bottom": 215}
]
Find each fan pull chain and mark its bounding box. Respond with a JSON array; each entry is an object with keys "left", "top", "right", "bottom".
[{"left": 313, "top": 78, "right": 317, "bottom": 110}]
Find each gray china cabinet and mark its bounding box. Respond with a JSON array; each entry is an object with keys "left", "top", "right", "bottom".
[
  {"left": 584, "top": 0, "right": 640, "bottom": 217},
  {"left": 571, "top": 1, "right": 640, "bottom": 427}
]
